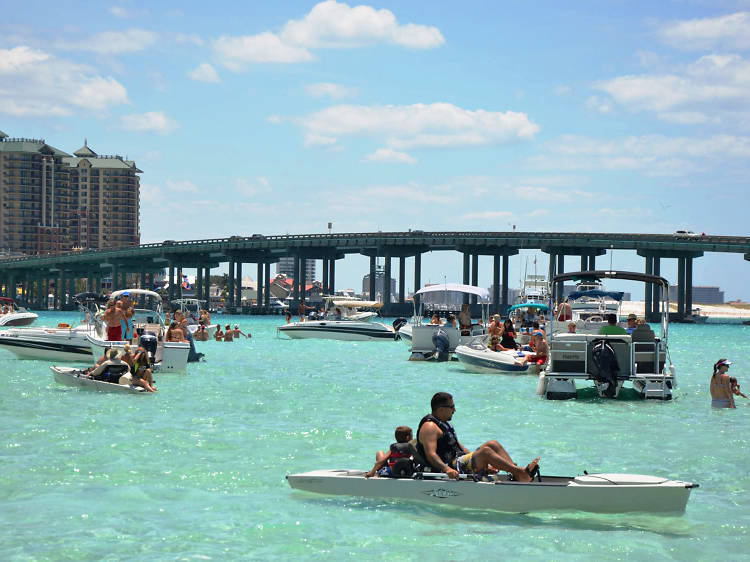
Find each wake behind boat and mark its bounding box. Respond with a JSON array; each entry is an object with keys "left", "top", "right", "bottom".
[
  {"left": 50, "top": 366, "right": 152, "bottom": 394},
  {"left": 287, "top": 469, "right": 697, "bottom": 514}
]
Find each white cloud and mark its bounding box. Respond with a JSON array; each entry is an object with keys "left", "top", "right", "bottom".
[
  {"left": 187, "top": 63, "right": 220, "bottom": 83},
  {"left": 659, "top": 11, "right": 750, "bottom": 51},
  {"left": 58, "top": 29, "right": 158, "bottom": 54},
  {"left": 108, "top": 6, "right": 150, "bottom": 19},
  {"left": 295, "top": 102, "right": 539, "bottom": 150},
  {"left": 165, "top": 180, "right": 199, "bottom": 193},
  {"left": 0, "top": 46, "right": 128, "bottom": 117},
  {"left": 234, "top": 177, "right": 271, "bottom": 197},
  {"left": 280, "top": 0, "right": 444, "bottom": 49},
  {"left": 212, "top": 2, "right": 443, "bottom": 70},
  {"left": 120, "top": 111, "right": 178, "bottom": 134},
  {"left": 305, "top": 82, "right": 357, "bottom": 99},
  {"left": 365, "top": 148, "right": 416, "bottom": 163},
  {"left": 460, "top": 210, "right": 514, "bottom": 220},
  {"left": 213, "top": 32, "right": 315, "bottom": 70},
  {"left": 593, "top": 54, "right": 750, "bottom": 125},
  {"left": 304, "top": 133, "right": 338, "bottom": 147}
]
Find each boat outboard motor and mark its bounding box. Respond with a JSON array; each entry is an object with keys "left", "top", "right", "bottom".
[
  {"left": 184, "top": 328, "right": 204, "bottom": 362},
  {"left": 392, "top": 317, "right": 407, "bottom": 337},
  {"left": 591, "top": 339, "right": 619, "bottom": 398},
  {"left": 432, "top": 328, "right": 451, "bottom": 362},
  {"left": 139, "top": 333, "right": 158, "bottom": 362}
]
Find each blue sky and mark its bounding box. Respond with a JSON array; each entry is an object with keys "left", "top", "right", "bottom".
[{"left": 2, "top": 1, "right": 749, "bottom": 299}]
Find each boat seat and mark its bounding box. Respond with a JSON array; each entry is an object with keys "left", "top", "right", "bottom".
[{"left": 633, "top": 341, "right": 666, "bottom": 374}]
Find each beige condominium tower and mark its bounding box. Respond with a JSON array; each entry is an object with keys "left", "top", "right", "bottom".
[{"left": 0, "top": 131, "right": 141, "bottom": 255}]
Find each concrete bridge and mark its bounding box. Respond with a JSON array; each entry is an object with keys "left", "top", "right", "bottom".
[{"left": 1, "top": 231, "right": 748, "bottom": 318}]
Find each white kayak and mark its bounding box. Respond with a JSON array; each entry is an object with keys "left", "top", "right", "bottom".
[
  {"left": 50, "top": 366, "right": 152, "bottom": 394},
  {"left": 287, "top": 469, "right": 697, "bottom": 514}
]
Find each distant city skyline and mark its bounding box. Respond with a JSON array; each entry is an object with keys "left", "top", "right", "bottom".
[{"left": 2, "top": 2, "right": 748, "bottom": 299}]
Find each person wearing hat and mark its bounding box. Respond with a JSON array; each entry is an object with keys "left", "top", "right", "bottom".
[
  {"left": 87, "top": 348, "right": 130, "bottom": 383},
  {"left": 231, "top": 324, "right": 250, "bottom": 338},
  {"left": 625, "top": 313, "right": 638, "bottom": 334},
  {"left": 710, "top": 359, "right": 736, "bottom": 408}
]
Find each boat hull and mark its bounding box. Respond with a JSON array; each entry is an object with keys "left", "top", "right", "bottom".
[
  {"left": 51, "top": 366, "right": 148, "bottom": 394},
  {"left": 278, "top": 321, "right": 396, "bottom": 341},
  {"left": 86, "top": 335, "right": 190, "bottom": 373},
  {"left": 0, "top": 312, "right": 38, "bottom": 327},
  {"left": 455, "top": 345, "right": 530, "bottom": 374},
  {"left": 287, "top": 469, "right": 696, "bottom": 514},
  {"left": 0, "top": 327, "right": 96, "bottom": 361}
]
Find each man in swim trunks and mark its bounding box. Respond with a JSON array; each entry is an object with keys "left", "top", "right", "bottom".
[
  {"left": 416, "top": 392, "right": 539, "bottom": 481},
  {"left": 102, "top": 299, "right": 125, "bottom": 341}
]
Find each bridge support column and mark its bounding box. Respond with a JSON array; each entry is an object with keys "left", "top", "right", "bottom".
[
  {"left": 384, "top": 255, "right": 392, "bottom": 311},
  {"left": 399, "top": 256, "right": 406, "bottom": 303},
  {"left": 328, "top": 259, "right": 335, "bottom": 295},
  {"left": 235, "top": 261, "right": 243, "bottom": 310},
  {"left": 462, "top": 253, "right": 470, "bottom": 304},
  {"left": 293, "top": 256, "right": 299, "bottom": 304},
  {"left": 204, "top": 267, "right": 211, "bottom": 306},
  {"left": 322, "top": 259, "right": 329, "bottom": 297},
  {"left": 264, "top": 263, "right": 271, "bottom": 307},
  {"left": 493, "top": 255, "right": 500, "bottom": 314},
  {"left": 299, "top": 258, "right": 307, "bottom": 302},
  {"left": 369, "top": 255, "right": 376, "bottom": 301},
  {"left": 227, "top": 261, "right": 235, "bottom": 309},
  {"left": 556, "top": 254, "right": 565, "bottom": 302},
  {"left": 257, "top": 262, "right": 263, "bottom": 309},
  {"left": 471, "top": 254, "right": 479, "bottom": 304},
  {"left": 502, "top": 254, "right": 510, "bottom": 315},
  {"left": 580, "top": 255, "right": 587, "bottom": 271},
  {"left": 685, "top": 258, "right": 693, "bottom": 316},
  {"left": 644, "top": 256, "right": 653, "bottom": 318},
  {"left": 195, "top": 267, "right": 202, "bottom": 300},
  {"left": 414, "top": 253, "right": 421, "bottom": 296},
  {"left": 677, "top": 257, "right": 686, "bottom": 319},
  {"left": 547, "top": 253, "right": 556, "bottom": 301},
  {"left": 167, "top": 264, "right": 174, "bottom": 302},
  {"left": 652, "top": 258, "right": 661, "bottom": 317},
  {"left": 589, "top": 255, "right": 597, "bottom": 270}
]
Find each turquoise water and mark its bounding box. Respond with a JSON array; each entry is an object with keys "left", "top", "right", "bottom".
[{"left": 1, "top": 312, "right": 749, "bottom": 560}]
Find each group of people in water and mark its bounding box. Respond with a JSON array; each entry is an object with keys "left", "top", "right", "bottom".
[{"left": 366, "top": 392, "right": 540, "bottom": 482}]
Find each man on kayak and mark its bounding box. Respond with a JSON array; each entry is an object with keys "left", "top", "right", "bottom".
[{"left": 416, "top": 392, "right": 539, "bottom": 482}]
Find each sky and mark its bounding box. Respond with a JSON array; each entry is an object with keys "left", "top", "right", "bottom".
[{"left": 2, "top": 1, "right": 750, "bottom": 300}]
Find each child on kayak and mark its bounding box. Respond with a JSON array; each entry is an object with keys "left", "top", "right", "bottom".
[{"left": 365, "top": 426, "right": 413, "bottom": 478}]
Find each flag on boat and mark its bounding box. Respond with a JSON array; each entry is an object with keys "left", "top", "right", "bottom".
[{"left": 182, "top": 274, "right": 191, "bottom": 290}]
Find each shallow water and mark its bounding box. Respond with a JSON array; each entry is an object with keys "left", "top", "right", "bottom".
[{"left": 1, "top": 313, "right": 749, "bottom": 560}]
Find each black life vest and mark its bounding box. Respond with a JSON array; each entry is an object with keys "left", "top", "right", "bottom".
[
  {"left": 416, "top": 414, "right": 462, "bottom": 468},
  {"left": 388, "top": 442, "right": 412, "bottom": 468}
]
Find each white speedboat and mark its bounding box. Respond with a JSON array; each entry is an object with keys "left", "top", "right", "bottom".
[
  {"left": 540, "top": 271, "right": 675, "bottom": 400},
  {"left": 50, "top": 366, "right": 151, "bottom": 394},
  {"left": 171, "top": 298, "right": 218, "bottom": 338},
  {"left": 456, "top": 336, "right": 532, "bottom": 374},
  {"left": 277, "top": 298, "right": 396, "bottom": 341},
  {"left": 398, "top": 284, "right": 489, "bottom": 361},
  {"left": 86, "top": 289, "right": 190, "bottom": 373},
  {"left": 0, "top": 293, "right": 106, "bottom": 361},
  {"left": 287, "top": 469, "right": 697, "bottom": 514},
  {"left": 0, "top": 296, "right": 38, "bottom": 327}
]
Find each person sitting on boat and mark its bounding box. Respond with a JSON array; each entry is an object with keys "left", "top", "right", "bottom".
[
  {"left": 365, "top": 425, "right": 414, "bottom": 478},
  {"left": 199, "top": 309, "right": 211, "bottom": 325},
  {"left": 119, "top": 343, "right": 135, "bottom": 370},
  {"left": 625, "top": 313, "right": 638, "bottom": 334},
  {"left": 194, "top": 323, "right": 209, "bottom": 341},
  {"left": 567, "top": 321, "right": 577, "bottom": 333},
  {"left": 458, "top": 303, "right": 472, "bottom": 335},
  {"left": 333, "top": 307, "right": 342, "bottom": 320},
  {"left": 710, "top": 359, "right": 736, "bottom": 408},
  {"left": 488, "top": 315, "right": 503, "bottom": 351},
  {"left": 298, "top": 299, "right": 308, "bottom": 322},
  {"left": 556, "top": 299, "right": 572, "bottom": 321},
  {"left": 131, "top": 345, "right": 156, "bottom": 392},
  {"left": 214, "top": 325, "right": 224, "bottom": 341},
  {"left": 87, "top": 348, "right": 131, "bottom": 383},
  {"left": 519, "top": 332, "right": 549, "bottom": 366},
  {"left": 598, "top": 314, "right": 627, "bottom": 335},
  {"left": 445, "top": 314, "right": 457, "bottom": 328},
  {"left": 429, "top": 314, "right": 441, "bottom": 325},
  {"left": 501, "top": 319, "right": 519, "bottom": 350},
  {"left": 102, "top": 299, "right": 125, "bottom": 341},
  {"left": 223, "top": 324, "right": 234, "bottom": 342},
  {"left": 166, "top": 321, "right": 186, "bottom": 343},
  {"left": 416, "top": 392, "right": 539, "bottom": 482}
]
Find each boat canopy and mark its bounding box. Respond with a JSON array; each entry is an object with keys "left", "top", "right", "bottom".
[
  {"left": 552, "top": 270, "right": 669, "bottom": 288},
  {"left": 415, "top": 283, "right": 490, "bottom": 301},
  {"left": 331, "top": 300, "right": 383, "bottom": 309},
  {"left": 568, "top": 289, "right": 625, "bottom": 302},
  {"left": 507, "top": 302, "right": 550, "bottom": 313},
  {"left": 73, "top": 292, "right": 108, "bottom": 304},
  {"left": 0, "top": 296, "right": 16, "bottom": 304},
  {"left": 110, "top": 289, "right": 163, "bottom": 302}
]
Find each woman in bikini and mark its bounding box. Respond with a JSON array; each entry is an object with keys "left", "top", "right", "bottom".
[{"left": 710, "top": 359, "right": 735, "bottom": 408}]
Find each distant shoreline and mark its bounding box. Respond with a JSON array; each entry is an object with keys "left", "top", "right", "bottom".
[{"left": 620, "top": 301, "right": 750, "bottom": 320}]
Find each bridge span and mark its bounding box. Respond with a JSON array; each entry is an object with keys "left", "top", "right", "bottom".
[{"left": 1, "top": 231, "right": 749, "bottom": 318}]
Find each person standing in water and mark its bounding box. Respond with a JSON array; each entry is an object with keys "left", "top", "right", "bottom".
[{"left": 710, "top": 359, "right": 736, "bottom": 408}]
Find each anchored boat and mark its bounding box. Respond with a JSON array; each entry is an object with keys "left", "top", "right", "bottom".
[
  {"left": 50, "top": 366, "right": 152, "bottom": 394},
  {"left": 455, "top": 336, "right": 532, "bottom": 374},
  {"left": 277, "top": 298, "right": 396, "bottom": 341},
  {"left": 540, "top": 271, "right": 675, "bottom": 400},
  {"left": 0, "top": 296, "right": 38, "bottom": 327},
  {"left": 287, "top": 469, "right": 697, "bottom": 514}
]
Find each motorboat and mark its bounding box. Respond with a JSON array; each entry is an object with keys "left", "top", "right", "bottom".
[
  {"left": 550, "top": 280, "right": 622, "bottom": 335},
  {"left": 539, "top": 271, "right": 676, "bottom": 400},
  {"left": 287, "top": 469, "right": 697, "bottom": 514},
  {"left": 50, "top": 366, "right": 152, "bottom": 394},
  {"left": 456, "top": 336, "right": 533, "bottom": 374},
  {"left": 0, "top": 296, "right": 38, "bottom": 327},
  {"left": 398, "top": 284, "right": 489, "bottom": 361},
  {"left": 0, "top": 293, "right": 107, "bottom": 361},
  {"left": 86, "top": 289, "right": 190, "bottom": 373},
  {"left": 519, "top": 273, "right": 550, "bottom": 304},
  {"left": 277, "top": 298, "right": 396, "bottom": 341},
  {"left": 171, "top": 298, "right": 218, "bottom": 338}
]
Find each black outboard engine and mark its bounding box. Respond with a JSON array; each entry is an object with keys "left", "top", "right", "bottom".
[
  {"left": 139, "top": 333, "right": 158, "bottom": 362},
  {"left": 591, "top": 339, "right": 619, "bottom": 398},
  {"left": 432, "top": 328, "right": 451, "bottom": 362},
  {"left": 392, "top": 317, "right": 407, "bottom": 338}
]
